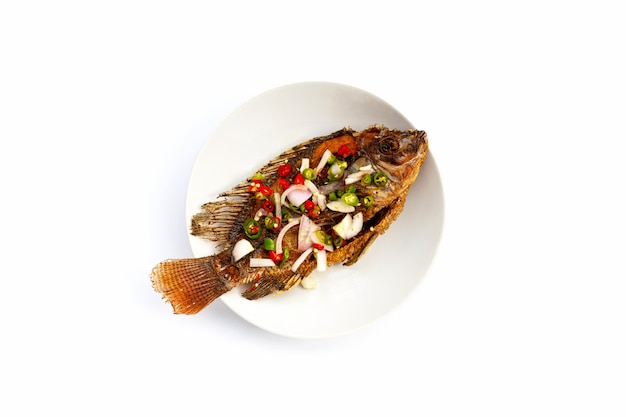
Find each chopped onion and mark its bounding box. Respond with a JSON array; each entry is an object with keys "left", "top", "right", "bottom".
[
  {"left": 254, "top": 207, "right": 268, "bottom": 221},
  {"left": 317, "top": 193, "right": 327, "bottom": 211},
  {"left": 291, "top": 247, "right": 313, "bottom": 272},
  {"left": 250, "top": 258, "right": 276, "bottom": 268},
  {"left": 345, "top": 174, "right": 365, "bottom": 185},
  {"left": 275, "top": 218, "right": 300, "bottom": 254},
  {"left": 329, "top": 162, "right": 344, "bottom": 179},
  {"left": 315, "top": 149, "right": 332, "bottom": 173},
  {"left": 281, "top": 184, "right": 312, "bottom": 207},
  {"left": 273, "top": 192, "right": 281, "bottom": 218},
  {"left": 332, "top": 212, "right": 364, "bottom": 240},
  {"left": 326, "top": 200, "right": 356, "bottom": 213},
  {"left": 359, "top": 164, "right": 375, "bottom": 173},
  {"left": 347, "top": 212, "right": 364, "bottom": 239},
  {"left": 298, "top": 215, "right": 320, "bottom": 251},
  {"left": 332, "top": 213, "right": 353, "bottom": 240},
  {"left": 300, "top": 158, "right": 309, "bottom": 172},
  {"left": 232, "top": 239, "right": 254, "bottom": 262},
  {"left": 303, "top": 179, "right": 326, "bottom": 211},
  {"left": 304, "top": 179, "right": 319, "bottom": 194},
  {"left": 316, "top": 249, "right": 327, "bottom": 272}
]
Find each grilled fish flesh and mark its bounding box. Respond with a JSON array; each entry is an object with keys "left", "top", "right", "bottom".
[{"left": 151, "top": 125, "right": 428, "bottom": 314}]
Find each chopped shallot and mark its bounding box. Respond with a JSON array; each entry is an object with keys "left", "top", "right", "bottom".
[
  {"left": 232, "top": 239, "right": 254, "bottom": 262},
  {"left": 275, "top": 218, "right": 300, "bottom": 254},
  {"left": 250, "top": 258, "right": 276, "bottom": 268},
  {"left": 281, "top": 184, "right": 312, "bottom": 207},
  {"left": 297, "top": 215, "right": 320, "bottom": 251},
  {"left": 253, "top": 207, "right": 268, "bottom": 221},
  {"left": 326, "top": 200, "right": 356, "bottom": 213},
  {"left": 332, "top": 212, "right": 364, "bottom": 240},
  {"left": 345, "top": 171, "right": 368, "bottom": 185},
  {"left": 291, "top": 247, "right": 313, "bottom": 272},
  {"left": 315, "top": 149, "right": 332, "bottom": 173},
  {"left": 315, "top": 248, "right": 327, "bottom": 272},
  {"left": 273, "top": 192, "right": 281, "bottom": 218}
]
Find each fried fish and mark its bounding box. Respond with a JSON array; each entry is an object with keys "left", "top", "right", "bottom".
[{"left": 151, "top": 125, "right": 428, "bottom": 314}]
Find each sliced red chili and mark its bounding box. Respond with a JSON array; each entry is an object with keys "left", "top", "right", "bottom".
[
  {"left": 269, "top": 250, "right": 283, "bottom": 263},
  {"left": 312, "top": 243, "right": 325, "bottom": 251},
  {"left": 263, "top": 200, "right": 274, "bottom": 213},
  {"left": 264, "top": 216, "right": 281, "bottom": 232},
  {"left": 277, "top": 178, "right": 291, "bottom": 190},
  {"left": 337, "top": 143, "right": 357, "bottom": 158},
  {"left": 258, "top": 183, "right": 272, "bottom": 197},
  {"left": 243, "top": 218, "right": 262, "bottom": 240},
  {"left": 307, "top": 207, "right": 320, "bottom": 219},
  {"left": 278, "top": 164, "right": 292, "bottom": 177},
  {"left": 293, "top": 172, "right": 305, "bottom": 185},
  {"left": 303, "top": 200, "right": 315, "bottom": 211},
  {"left": 248, "top": 180, "right": 262, "bottom": 193}
]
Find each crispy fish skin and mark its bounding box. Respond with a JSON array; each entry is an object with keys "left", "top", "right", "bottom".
[{"left": 151, "top": 125, "right": 428, "bottom": 314}]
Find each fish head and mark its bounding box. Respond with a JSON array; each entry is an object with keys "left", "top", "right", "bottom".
[{"left": 361, "top": 126, "right": 428, "bottom": 196}]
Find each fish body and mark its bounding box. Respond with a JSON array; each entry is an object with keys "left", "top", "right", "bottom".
[{"left": 151, "top": 125, "right": 428, "bottom": 314}]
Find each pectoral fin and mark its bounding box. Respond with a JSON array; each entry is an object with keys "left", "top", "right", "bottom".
[
  {"left": 327, "top": 229, "right": 379, "bottom": 266},
  {"left": 328, "top": 196, "right": 407, "bottom": 266}
]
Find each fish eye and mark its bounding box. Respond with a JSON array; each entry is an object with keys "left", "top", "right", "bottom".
[{"left": 379, "top": 137, "right": 399, "bottom": 155}]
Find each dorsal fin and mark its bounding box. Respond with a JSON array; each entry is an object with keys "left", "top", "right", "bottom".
[
  {"left": 190, "top": 195, "right": 250, "bottom": 246},
  {"left": 190, "top": 128, "right": 354, "bottom": 247},
  {"left": 251, "top": 127, "right": 354, "bottom": 180}
]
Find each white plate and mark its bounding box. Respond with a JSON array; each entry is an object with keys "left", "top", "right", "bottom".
[{"left": 186, "top": 82, "right": 444, "bottom": 339}]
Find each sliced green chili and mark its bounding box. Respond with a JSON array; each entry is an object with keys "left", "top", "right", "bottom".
[
  {"left": 264, "top": 216, "right": 281, "bottom": 232},
  {"left": 302, "top": 167, "right": 317, "bottom": 181},
  {"left": 251, "top": 172, "right": 265, "bottom": 181},
  {"left": 279, "top": 246, "right": 290, "bottom": 268},
  {"left": 363, "top": 195, "right": 374, "bottom": 207},
  {"left": 263, "top": 237, "right": 276, "bottom": 251},
  {"left": 281, "top": 207, "right": 290, "bottom": 223},
  {"left": 243, "top": 218, "right": 262, "bottom": 239},
  {"left": 373, "top": 171, "right": 388, "bottom": 187},
  {"left": 361, "top": 173, "right": 372, "bottom": 186},
  {"left": 315, "top": 230, "right": 330, "bottom": 245},
  {"left": 341, "top": 192, "right": 359, "bottom": 206},
  {"left": 328, "top": 162, "right": 345, "bottom": 181}
]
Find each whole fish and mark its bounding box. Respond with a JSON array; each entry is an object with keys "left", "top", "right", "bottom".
[{"left": 151, "top": 125, "right": 428, "bottom": 314}]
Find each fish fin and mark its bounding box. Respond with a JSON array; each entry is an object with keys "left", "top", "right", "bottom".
[
  {"left": 150, "top": 253, "right": 238, "bottom": 314},
  {"left": 330, "top": 197, "right": 408, "bottom": 266},
  {"left": 190, "top": 196, "right": 249, "bottom": 244},
  {"left": 191, "top": 128, "right": 355, "bottom": 242},
  {"left": 242, "top": 262, "right": 314, "bottom": 300},
  {"left": 341, "top": 230, "right": 380, "bottom": 266},
  {"left": 250, "top": 128, "right": 356, "bottom": 180}
]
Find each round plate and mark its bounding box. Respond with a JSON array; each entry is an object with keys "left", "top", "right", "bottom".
[{"left": 186, "top": 81, "right": 444, "bottom": 339}]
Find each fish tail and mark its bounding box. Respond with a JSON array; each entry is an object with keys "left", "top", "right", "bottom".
[{"left": 150, "top": 254, "right": 237, "bottom": 315}]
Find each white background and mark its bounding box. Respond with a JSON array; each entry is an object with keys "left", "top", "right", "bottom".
[{"left": 1, "top": 1, "right": 625, "bottom": 415}]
